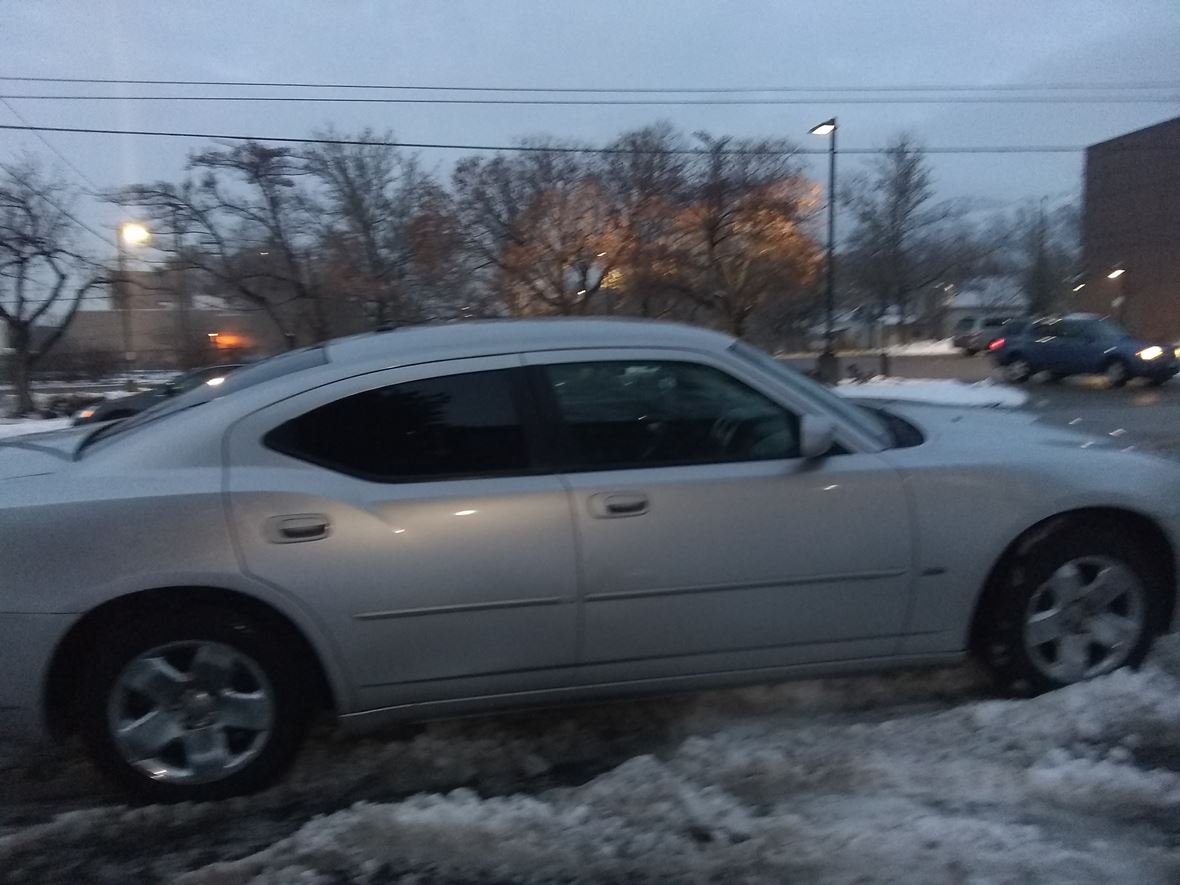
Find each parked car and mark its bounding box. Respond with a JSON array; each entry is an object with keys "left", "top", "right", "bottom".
[
  {"left": 990, "top": 314, "right": 1179, "bottom": 387},
  {"left": 2, "top": 320, "right": 1178, "bottom": 801},
  {"left": 73, "top": 364, "right": 243, "bottom": 425},
  {"left": 952, "top": 315, "right": 1017, "bottom": 355}
]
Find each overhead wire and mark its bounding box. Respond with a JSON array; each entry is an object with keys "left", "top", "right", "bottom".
[
  {"left": 2, "top": 93, "right": 1178, "bottom": 106},
  {"left": 2, "top": 74, "right": 1179, "bottom": 94},
  {"left": 0, "top": 122, "right": 1142, "bottom": 154}
]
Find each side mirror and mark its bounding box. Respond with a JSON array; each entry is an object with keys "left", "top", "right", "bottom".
[{"left": 800, "top": 415, "right": 835, "bottom": 460}]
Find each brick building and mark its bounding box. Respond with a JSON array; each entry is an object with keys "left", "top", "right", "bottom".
[{"left": 1080, "top": 117, "right": 1180, "bottom": 340}]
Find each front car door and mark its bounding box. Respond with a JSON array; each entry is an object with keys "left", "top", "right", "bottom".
[
  {"left": 523, "top": 346, "right": 914, "bottom": 684},
  {"left": 226, "top": 356, "right": 580, "bottom": 713}
]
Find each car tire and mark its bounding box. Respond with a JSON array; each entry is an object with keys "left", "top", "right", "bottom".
[
  {"left": 1147, "top": 376, "right": 1169, "bottom": 388},
  {"left": 1105, "top": 359, "right": 1130, "bottom": 388},
  {"left": 1004, "top": 356, "right": 1032, "bottom": 384},
  {"left": 976, "top": 524, "right": 1164, "bottom": 695},
  {"left": 77, "top": 606, "right": 311, "bottom": 802},
  {"left": 963, "top": 348, "right": 978, "bottom": 357}
]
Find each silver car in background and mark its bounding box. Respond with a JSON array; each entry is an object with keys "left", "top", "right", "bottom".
[{"left": 1, "top": 319, "right": 1177, "bottom": 801}]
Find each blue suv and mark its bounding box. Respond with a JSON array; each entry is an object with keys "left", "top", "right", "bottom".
[{"left": 990, "top": 313, "right": 1178, "bottom": 387}]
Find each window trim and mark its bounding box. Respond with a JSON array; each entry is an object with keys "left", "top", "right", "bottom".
[
  {"left": 260, "top": 364, "right": 550, "bottom": 485},
  {"left": 525, "top": 358, "right": 802, "bottom": 474}
]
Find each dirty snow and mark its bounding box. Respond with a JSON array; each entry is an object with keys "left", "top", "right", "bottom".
[
  {"left": 885, "top": 338, "right": 959, "bottom": 356},
  {"left": 3, "top": 643, "right": 1180, "bottom": 884},
  {"left": 838, "top": 377, "right": 1028, "bottom": 408}
]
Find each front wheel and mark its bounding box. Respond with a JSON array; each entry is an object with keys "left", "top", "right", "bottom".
[
  {"left": 77, "top": 607, "right": 310, "bottom": 801},
  {"left": 1105, "top": 359, "right": 1130, "bottom": 388},
  {"left": 977, "top": 525, "right": 1163, "bottom": 694}
]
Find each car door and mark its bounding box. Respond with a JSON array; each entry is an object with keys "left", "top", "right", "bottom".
[
  {"left": 226, "top": 356, "right": 580, "bottom": 712},
  {"left": 524, "top": 348, "right": 914, "bottom": 684},
  {"left": 1026, "top": 320, "right": 1065, "bottom": 372},
  {"left": 1054, "top": 320, "right": 1097, "bottom": 374}
]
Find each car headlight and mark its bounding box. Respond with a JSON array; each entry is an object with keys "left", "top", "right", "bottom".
[
  {"left": 1138, "top": 346, "right": 1163, "bottom": 361},
  {"left": 76, "top": 408, "right": 96, "bottom": 420},
  {"left": 1174, "top": 346, "right": 1180, "bottom": 360}
]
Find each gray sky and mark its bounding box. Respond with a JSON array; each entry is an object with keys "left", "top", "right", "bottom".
[{"left": 4, "top": 0, "right": 1179, "bottom": 257}]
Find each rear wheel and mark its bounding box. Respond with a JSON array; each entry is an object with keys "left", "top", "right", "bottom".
[
  {"left": 977, "top": 525, "right": 1163, "bottom": 694},
  {"left": 1105, "top": 359, "right": 1130, "bottom": 388},
  {"left": 77, "top": 606, "right": 311, "bottom": 801},
  {"left": 1004, "top": 356, "right": 1032, "bottom": 384}
]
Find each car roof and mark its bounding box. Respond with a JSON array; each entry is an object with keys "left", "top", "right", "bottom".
[{"left": 325, "top": 318, "right": 735, "bottom": 367}]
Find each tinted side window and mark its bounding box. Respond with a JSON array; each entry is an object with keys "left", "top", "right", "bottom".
[
  {"left": 542, "top": 361, "right": 798, "bottom": 470},
  {"left": 1030, "top": 322, "right": 1056, "bottom": 338},
  {"left": 265, "top": 370, "right": 529, "bottom": 481}
]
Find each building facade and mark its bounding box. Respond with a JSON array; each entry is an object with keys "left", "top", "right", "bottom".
[{"left": 1080, "top": 117, "right": 1180, "bottom": 340}]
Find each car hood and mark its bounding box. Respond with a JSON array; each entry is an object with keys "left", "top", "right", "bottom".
[
  {"left": 879, "top": 401, "right": 1121, "bottom": 453},
  {"left": 0, "top": 426, "right": 89, "bottom": 479}
]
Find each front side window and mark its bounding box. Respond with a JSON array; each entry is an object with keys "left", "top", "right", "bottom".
[
  {"left": 265, "top": 369, "right": 529, "bottom": 481},
  {"left": 541, "top": 361, "right": 798, "bottom": 470},
  {"left": 954, "top": 317, "right": 975, "bottom": 331}
]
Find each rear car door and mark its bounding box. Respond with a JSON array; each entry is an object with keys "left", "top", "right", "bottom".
[
  {"left": 226, "top": 356, "right": 580, "bottom": 712},
  {"left": 524, "top": 348, "right": 914, "bottom": 684}
]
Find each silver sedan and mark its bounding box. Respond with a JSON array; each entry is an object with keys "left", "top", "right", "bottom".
[{"left": 1, "top": 319, "right": 1176, "bottom": 800}]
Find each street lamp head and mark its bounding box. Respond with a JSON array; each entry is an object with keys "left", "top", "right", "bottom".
[
  {"left": 1072, "top": 283, "right": 1086, "bottom": 292},
  {"left": 1107, "top": 268, "right": 1125, "bottom": 279},
  {"left": 810, "top": 119, "right": 837, "bottom": 136},
  {"left": 119, "top": 222, "right": 151, "bottom": 247}
]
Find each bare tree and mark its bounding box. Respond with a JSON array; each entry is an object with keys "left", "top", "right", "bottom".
[
  {"left": 452, "top": 142, "right": 622, "bottom": 316},
  {"left": 1012, "top": 199, "right": 1080, "bottom": 316},
  {"left": 660, "top": 134, "right": 821, "bottom": 337},
  {"left": 304, "top": 130, "right": 454, "bottom": 329},
  {"left": 0, "top": 158, "right": 102, "bottom": 414},
  {"left": 842, "top": 134, "right": 990, "bottom": 351},
  {"left": 115, "top": 142, "right": 327, "bottom": 348},
  {"left": 598, "top": 123, "right": 692, "bottom": 318}
]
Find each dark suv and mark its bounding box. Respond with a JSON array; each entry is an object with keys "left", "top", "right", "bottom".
[{"left": 990, "top": 314, "right": 1178, "bottom": 387}]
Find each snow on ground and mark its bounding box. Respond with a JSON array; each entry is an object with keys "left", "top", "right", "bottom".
[
  {"left": 885, "top": 338, "right": 959, "bottom": 356},
  {"left": 0, "top": 417, "right": 72, "bottom": 439},
  {"left": 2, "top": 643, "right": 1180, "bottom": 884},
  {"left": 838, "top": 377, "right": 1028, "bottom": 408}
]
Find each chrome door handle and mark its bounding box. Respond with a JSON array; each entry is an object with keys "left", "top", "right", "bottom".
[
  {"left": 589, "top": 492, "right": 649, "bottom": 518},
  {"left": 268, "top": 514, "right": 330, "bottom": 543}
]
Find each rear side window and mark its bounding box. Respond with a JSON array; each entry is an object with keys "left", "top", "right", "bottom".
[
  {"left": 265, "top": 369, "right": 530, "bottom": 481},
  {"left": 540, "top": 360, "right": 798, "bottom": 470},
  {"left": 954, "top": 318, "right": 975, "bottom": 331}
]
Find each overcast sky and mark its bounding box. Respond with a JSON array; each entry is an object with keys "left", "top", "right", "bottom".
[{"left": 4, "top": 0, "right": 1179, "bottom": 257}]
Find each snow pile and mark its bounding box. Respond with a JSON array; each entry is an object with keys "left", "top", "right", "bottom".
[
  {"left": 5, "top": 648, "right": 1180, "bottom": 883},
  {"left": 838, "top": 377, "right": 1028, "bottom": 408},
  {"left": 885, "top": 338, "right": 959, "bottom": 356},
  {"left": 0, "top": 417, "right": 72, "bottom": 439}
]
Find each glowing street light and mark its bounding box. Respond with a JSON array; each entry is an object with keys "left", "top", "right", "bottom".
[
  {"left": 1107, "top": 268, "right": 1125, "bottom": 279},
  {"left": 119, "top": 222, "right": 151, "bottom": 247}
]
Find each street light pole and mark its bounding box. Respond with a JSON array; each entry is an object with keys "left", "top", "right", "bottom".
[
  {"left": 116, "top": 222, "right": 150, "bottom": 381},
  {"left": 810, "top": 118, "right": 839, "bottom": 383}
]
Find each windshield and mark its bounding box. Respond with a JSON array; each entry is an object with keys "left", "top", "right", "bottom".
[{"left": 728, "top": 341, "right": 891, "bottom": 448}]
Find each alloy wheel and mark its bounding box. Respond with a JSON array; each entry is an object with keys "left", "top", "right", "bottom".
[
  {"left": 106, "top": 640, "right": 275, "bottom": 785},
  {"left": 1023, "top": 555, "right": 1146, "bottom": 683}
]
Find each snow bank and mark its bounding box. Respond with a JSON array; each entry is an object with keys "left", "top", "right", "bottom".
[
  {"left": 885, "top": 338, "right": 959, "bottom": 356},
  {"left": 838, "top": 377, "right": 1028, "bottom": 408}
]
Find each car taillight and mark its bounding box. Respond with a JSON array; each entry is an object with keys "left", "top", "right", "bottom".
[{"left": 987, "top": 337, "right": 1005, "bottom": 351}]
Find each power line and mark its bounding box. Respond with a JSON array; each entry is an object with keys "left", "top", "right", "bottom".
[
  {"left": 3, "top": 74, "right": 1179, "bottom": 94},
  {"left": 3, "top": 93, "right": 1178, "bottom": 106},
  {"left": 0, "top": 122, "right": 1141, "bottom": 155},
  {"left": 0, "top": 96, "right": 104, "bottom": 193}
]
